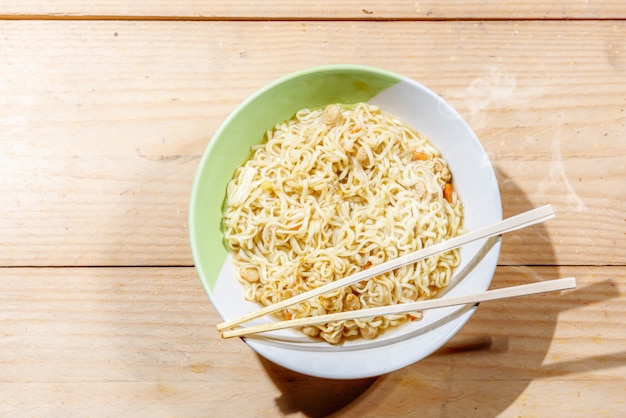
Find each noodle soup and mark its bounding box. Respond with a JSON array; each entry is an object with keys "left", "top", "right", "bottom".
[{"left": 223, "top": 103, "right": 464, "bottom": 344}]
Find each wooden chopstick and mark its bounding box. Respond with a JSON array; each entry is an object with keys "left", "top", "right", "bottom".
[
  {"left": 216, "top": 204, "right": 555, "bottom": 332},
  {"left": 221, "top": 277, "right": 576, "bottom": 339}
]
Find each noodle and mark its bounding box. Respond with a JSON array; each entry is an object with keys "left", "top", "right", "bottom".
[{"left": 223, "top": 103, "right": 464, "bottom": 344}]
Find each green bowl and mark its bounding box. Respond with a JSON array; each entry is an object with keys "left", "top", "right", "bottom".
[{"left": 189, "top": 64, "right": 501, "bottom": 379}]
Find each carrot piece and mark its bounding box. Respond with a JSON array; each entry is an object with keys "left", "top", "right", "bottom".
[
  {"left": 407, "top": 312, "right": 422, "bottom": 321},
  {"left": 443, "top": 183, "right": 454, "bottom": 203},
  {"left": 412, "top": 151, "right": 428, "bottom": 161},
  {"left": 283, "top": 311, "right": 293, "bottom": 320}
]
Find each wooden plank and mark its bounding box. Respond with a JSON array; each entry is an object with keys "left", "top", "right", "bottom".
[
  {"left": 1, "top": 0, "right": 626, "bottom": 20},
  {"left": 1, "top": 381, "right": 623, "bottom": 417},
  {"left": 0, "top": 266, "right": 623, "bottom": 416},
  {"left": 0, "top": 20, "right": 624, "bottom": 267}
]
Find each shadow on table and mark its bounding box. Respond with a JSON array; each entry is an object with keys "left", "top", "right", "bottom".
[
  {"left": 259, "top": 168, "right": 622, "bottom": 417},
  {"left": 261, "top": 275, "right": 622, "bottom": 417},
  {"left": 259, "top": 360, "right": 378, "bottom": 418}
]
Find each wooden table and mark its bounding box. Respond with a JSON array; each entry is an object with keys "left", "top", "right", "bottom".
[{"left": 1, "top": 2, "right": 625, "bottom": 416}]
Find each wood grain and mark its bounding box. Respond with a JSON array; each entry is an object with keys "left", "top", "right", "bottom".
[
  {"left": 1, "top": 20, "right": 624, "bottom": 267},
  {"left": 2, "top": 2, "right": 624, "bottom": 416},
  {"left": 0, "top": 266, "right": 623, "bottom": 416},
  {"left": 1, "top": 0, "right": 625, "bottom": 19}
]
